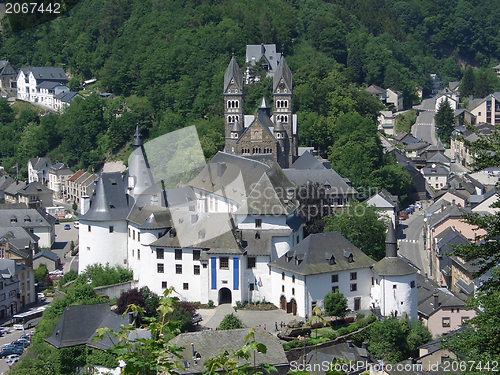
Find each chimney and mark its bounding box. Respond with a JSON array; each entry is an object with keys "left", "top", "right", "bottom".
[
  {"left": 433, "top": 293, "right": 439, "bottom": 309},
  {"left": 81, "top": 196, "right": 91, "bottom": 215},
  {"left": 441, "top": 204, "right": 444, "bottom": 212},
  {"left": 191, "top": 343, "right": 195, "bottom": 358},
  {"left": 362, "top": 342, "right": 368, "bottom": 350},
  {"left": 217, "top": 162, "right": 227, "bottom": 177},
  {"left": 347, "top": 340, "right": 354, "bottom": 348},
  {"left": 451, "top": 199, "right": 455, "bottom": 207}
]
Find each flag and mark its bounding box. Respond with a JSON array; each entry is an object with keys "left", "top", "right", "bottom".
[
  {"left": 258, "top": 276, "right": 263, "bottom": 287},
  {"left": 255, "top": 277, "right": 258, "bottom": 288}
]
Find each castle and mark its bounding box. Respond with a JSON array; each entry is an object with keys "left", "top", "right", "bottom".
[{"left": 77, "top": 55, "right": 417, "bottom": 319}]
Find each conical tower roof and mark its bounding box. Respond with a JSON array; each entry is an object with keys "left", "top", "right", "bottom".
[
  {"left": 224, "top": 57, "right": 244, "bottom": 93},
  {"left": 273, "top": 56, "right": 292, "bottom": 93},
  {"left": 258, "top": 97, "right": 271, "bottom": 109},
  {"left": 231, "top": 119, "right": 243, "bottom": 132},
  {"left": 386, "top": 222, "right": 397, "bottom": 258},
  {"left": 132, "top": 125, "right": 143, "bottom": 147}
]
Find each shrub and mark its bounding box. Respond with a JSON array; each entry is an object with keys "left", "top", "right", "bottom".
[
  {"left": 356, "top": 313, "right": 365, "bottom": 321},
  {"left": 218, "top": 313, "right": 243, "bottom": 330},
  {"left": 236, "top": 301, "right": 243, "bottom": 309},
  {"left": 207, "top": 300, "right": 214, "bottom": 308},
  {"left": 311, "top": 321, "right": 324, "bottom": 329},
  {"left": 347, "top": 324, "right": 359, "bottom": 333},
  {"left": 367, "top": 313, "right": 377, "bottom": 324},
  {"left": 337, "top": 327, "right": 349, "bottom": 336},
  {"left": 322, "top": 330, "right": 338, "bottom": 340}
]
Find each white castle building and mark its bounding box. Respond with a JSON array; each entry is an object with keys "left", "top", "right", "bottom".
[{"left": 79, "top": 127, "right": 417, "bottom": 319}]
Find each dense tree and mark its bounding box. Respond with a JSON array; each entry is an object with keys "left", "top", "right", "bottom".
[
  {"left": 435, "top": 98, "right": 455, "bottom": 145},
  {"left": 324, "top": 202, "right": 387, "bottom": 261},
  {"left": 460, "top": 66, "right": 475, "bottom": 98},
  {"left": 34, "top": 264, "right": 48, "bottom": 283},
  {"left": 116, "top": 288, "right": 146, "bottom": 315},
  {"left": 323, "top": 291, "right": 348, "bottom": 320}
]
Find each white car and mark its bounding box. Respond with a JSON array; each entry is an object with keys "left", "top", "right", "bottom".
[
  {"left": 5, "top": 354, "right": 19, "bottom": 366},
  {"left": 74, "top": 221, "right": 79, "bottom": 229},
  {"left": 37, "top": 293, "right": 46, "bottom": 301},
  {"left": 0, "top": 327, "right": 10, "bottom": 335}
]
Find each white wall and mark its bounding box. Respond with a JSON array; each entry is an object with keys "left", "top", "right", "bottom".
[
  {"left": 79, "top": 219, "right": 128, "bottom": 273},
  {"left": 375, "top": 273, "right": 418, "bottom": 320}
]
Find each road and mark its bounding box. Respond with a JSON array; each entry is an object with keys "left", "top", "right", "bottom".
[
  {"left": 397, "top": 207, "right": 431, "bottom": 278},
  {"left": 0, "top": 328, "right": 35, "bottom": 374},
  {"left": 51, "top": 220, "right": 79, "bottom": 273},
  {"left": 412, "top": 98, "right": 437, "bottom": 145}
]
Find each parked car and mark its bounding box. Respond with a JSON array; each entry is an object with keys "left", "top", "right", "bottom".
[
  {"left": 0, "top": 327, "right": 10, "bottom": 335},
  {"left": 5, "top": 354, "right": 20, "bottom": 365},
  {"left": 37, "top": 292, "right": 46, "bottom": 301},
  {"left": 191, "top": 313, "right": 202, "bottom": 324},
  {"left": 12, "top": 339, "right": 30, "bottom": 348},
  {"left": 0, "top": 347, "right": 23, "bottom": 358},
  {"left": 64, "top": 224, "right": 70, "bottom": 230},
  {"left": 74, "top": 221, "right": 79, "bottom": 229}
]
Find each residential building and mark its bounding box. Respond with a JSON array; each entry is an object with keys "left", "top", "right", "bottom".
[
  {"left": 48, "top": 163, "right": 74, "bottom": 199},
  {"left": 468, "top": 92, "right": 500, "bottom": 125},
  {"left": 421, "top": 166, "right": 449, "bottom": 190},
  {"left": 493, "top": 64, "right": 500, "bottom": 78},
  {"left": 28, "top": 157, "right": 52, "bottom": 184},
  {"left": 54, "top": 91, "right": 79, "bottom": 110},
  {"left": 386, "top": 88, "right": 404, "bottom": 111},
  {"left": 0, "top": 269, "right": 20, "bottom": 319},
  {"left": 4, "top": 180, "right": 28, "bottom": 204},
  {"left": 65, "top": 170, "right": 98, "bottom": 204},
  {"left": 0, "top": 227, "right": 38, "bottom": 267},
  {"left": 366, "top": 189, "right": 399, "bottom": 226},
  {"left": 0, "top": 60, "right": 17, "bottom": 91},
  {"left": 0, "top": 204, "right": 56, "bottom": 248},
  {"left": 435, "top": 92, "right": 459, "bottom": 111},
  {"left": 304, "top": 342, "right": 373, "bottom": 375},
  {"left": 365, "top": 85, "right": 387, "bottom": 102},
  {"left": 0, "top": 175, "right": 15, "bottom": 201},
  {"left": 33, "top": 249, "right": 59, "bottom": 272},
  {"left": 17, "top": 181, "right": 53, "bottom": 208},
  {"left": 378, "top": 111, "right": 395, "bottom": 135},
  {"left": 418, "top": 284, "right": 475, "bottom": 337},
  {"left": 450, "top": 123, "right": 495, "bottom": 167},
  {"left": 245, "top": 44, "right": 282, "bottom": 83},
  {"left": 16, "top": 67, "right": 67, "bottom": 103},
  {"left": 223, "top": 56, "right": 298, "bottom": 168},
  {"left": 0, "top": 259, "right": 34, "bottom": 307}
]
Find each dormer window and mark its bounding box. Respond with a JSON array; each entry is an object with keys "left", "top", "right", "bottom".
[
  {"left": 328, "top": 255, "right": 335, "bottom": 265},
  {"left": 24, "top": 216, "right": 31, "bottom": 222},
  {"left": 10, "top": 216, "right": 17, "bottom": 223}
]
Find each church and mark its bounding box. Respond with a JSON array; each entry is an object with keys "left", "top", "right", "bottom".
[{"left": 223, "top": 56, "right": 298, "bottom": 169}]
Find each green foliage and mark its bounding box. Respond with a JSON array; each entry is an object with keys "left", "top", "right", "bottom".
[
  {"left": 395, "top": 110, "right": 417, "bottom": 133},
  {"left": 140, "top": 286, "right": 160, "bottom": 317},
  {"left": 208, "top": 300, "right": 215, "bottom": 308},
  {"left": 58, "top": 270, "right": 78, "bottom": 286},
  {"left": 324, "top": 202, "right": 387, "bottom": 260},
  {"left": 76, "top": 263, "right": 133, "bottom": 288},
  {"left": 353, "top": 318, "right": 432, "bottom": 363},
  {"left": 323, "top": 291, "right": 348, "bottom": 319},
  {"left": 218, "top": 313, "right": 244, "bottom": 330},
  {"left": 435, "top": 99, "right": 455, "bottom": 145},
  {"left": 35, "top": 263, "right": 48, "bottom": 283}
]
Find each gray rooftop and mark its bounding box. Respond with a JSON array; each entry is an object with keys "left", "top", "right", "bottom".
[
  {"left": 269, "top": 232, "right": 376, "bottom": 276},
  {"left": 418, "top": 287, "right": 467, "bottom": 319},
  {"left": 290, "top": 151, "right": 324, "bottom": 170},
  {"left": 21, "top": 67, "right": 67, "bottom": 82},
  {"left": 54, "top": 91, "right": 78, "bottom": 103},
  {"left": 33, "top": 249, "right": 59, "bottom": 262},
  {"left": 0, "top": 206, "right": 55, "bottom": 227},
  {"left": 80, "top": 172, "right": 131, "bottom": 222},
  {"left": 224, "top": 57, "right": 244, "bottom": 93},
  {"left": 246, "top": 44, "right": 281, "bottom": 73},
  {"left": 169, "top": 328, "right": 288, "bottom": 374},
  {"left": 273, "top": 56, "right": 292, "bottom": 93}
]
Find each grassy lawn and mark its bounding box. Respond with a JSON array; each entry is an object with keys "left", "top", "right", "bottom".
[{"left": 395, "top": 110, "right": 417, "bottom": 133}]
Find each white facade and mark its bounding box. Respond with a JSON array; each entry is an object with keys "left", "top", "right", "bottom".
[
  {"left": 372, "top": 273, "right": 417, "bottom": 320},
  {"left": 78, "top": 220, "right": 128, "bottom": 273}
]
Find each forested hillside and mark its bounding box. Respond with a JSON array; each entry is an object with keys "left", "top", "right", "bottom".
[{"left": 1, "top": 0, "right": 500, "bottom": 193}]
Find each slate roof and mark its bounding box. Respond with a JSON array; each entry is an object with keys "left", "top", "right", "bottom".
[
  {"left": 33, "top": 249, "right": 59, "bottom": 262},
  {"left": 19, "top": 181, "right": 52, "bottom": 196},
  {"left": 0, "top": 176, "right": 15, "bottom": 191},
  {"left": 435, "top": 227, "right": 469, "bottom": 255},
  {"left": 22, "top": 67, "right": 67, "bottom": 82},
  {"left": 49, "top": 162, "right": 69, "bottom": 172},
  {"left": 418, "top": 287, "right": 467, "bottom": 319},
  {"left": 427, "top": 204, "right": 463, "bottom": 229},
  {"left": 80, "top": 172, "right": 130, "bottom": 222},
  {"left": 374, "top": 225, "right": 417, "bottom": 277},
  {"left": 36, "top": 81, "right": 62, "bottom": 89},
  {"left": 4, "top": 181, "right": 27, "bottom": 196},
  {"left": 190, "top": 152, "right": 297, "bottom": 215},
  {"left": 169, "top": 328, "right": 288, "bottom": 374},
  {"left": 0, "top": 206, "right": 55, "bottom": 227},
  {"left": 304, "top": 342, "right": 371, "bottom": 375},
  {"left": 29, "top": 157, "right": 51, "bottom": 170},
  {"left": 273, "top": 56, "right": 292, "bottom": 92},
  {"left": 45, "top": 303, "right": 148, "bottom": 350},
  {"left": 365, "top": 84, "right": 386, "bottom": 95},
  {"left": 127, "top": 205, "right": 172, "bottom": 230},
  {"left": 427, "top": 152, "right": 450, "bottom": 165},
  {"left": 421, "top": 166, "right": 449, "bottom": 176},
  {"left": 0, "top": 259, "right": 31, "bottom": 276},
  {"left": 284, "top": 169, "right": 357, "bottom": 196},
  {"left": 54, "top": 91, "right": 78, "bottom": 103},
  {"left": 290, "top": 151, "right": 324, "bottom": 170},
  {"left": 224, "top": 57, "right": 244, "bottom": 93},
  {"left": 0, "top": 227, "right": 39, "bottom": 243},
  {"left": 241, "top": 228, "right": 292, "bottom": 256},
  {"left": 246, "top": 44, "right": 281, "bottom": 73},
  {"left": 165, "top": 186, "right": 197, "bottom": 208},
  {"left": 269, "top": 232, "right": 376, "bottom": 276}
]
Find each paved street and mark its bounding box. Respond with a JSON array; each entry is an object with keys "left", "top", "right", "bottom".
[
  {"left": 0, "top": 328, "right": 35, "bottom": 374},
  {"left": 397, "top": 205, "right": 431, "bottom": 278},
  {"left": 412, "top": 99, "right": 437, "bottom": 145}
]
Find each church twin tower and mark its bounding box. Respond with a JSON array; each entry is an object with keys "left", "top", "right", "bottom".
[{"left": 223, "top": 56, "right": 298, "bottom": 168}]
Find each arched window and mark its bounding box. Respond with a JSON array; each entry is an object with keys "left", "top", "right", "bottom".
[{"left": 285, "top": 100, "right": 288, "bottom": 108}]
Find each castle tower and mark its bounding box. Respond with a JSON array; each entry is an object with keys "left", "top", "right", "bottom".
[
  {"left": 224, "top": 57, "right": 244, "bottom": 150},
  {"left": 273, "top": 56, "right": 295, "bottom": 165},
  {"left": 372, "top": 223, "right": 418, "bottom": 320}
]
